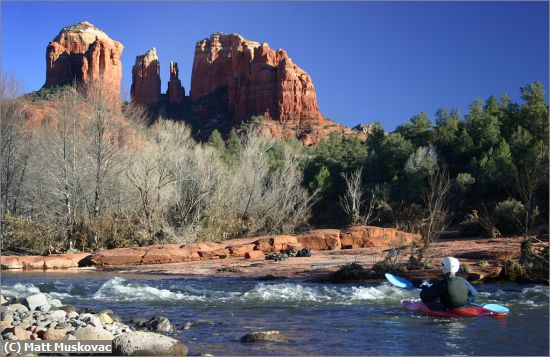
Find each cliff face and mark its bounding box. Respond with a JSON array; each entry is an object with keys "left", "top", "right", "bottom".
[
  {"left": 190, "top": 33, "right": 323, "bottom": 124},
  {"left": 131, "top": 48, "right": 161, "bottom": 105},
  {"left": 45, "top": 22, "right": 123, "bottom": 96}
]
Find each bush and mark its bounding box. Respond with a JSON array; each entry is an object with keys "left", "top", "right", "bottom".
[
  {"left": 2, "top": 214, "right": 56, "bottom": 255},
  {"left": 459, "top": 212, "right": 487, "bottom": 237},
  {"left": 331, "top": 263, "right": 377, "bottom": 281},
  {"left": 493, "top": 199, "right": 526, "bottom": 235}
]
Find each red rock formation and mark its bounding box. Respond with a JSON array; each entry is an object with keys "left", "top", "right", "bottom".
[
  {"left": 45, "top": 21, "right": 123, "bottom": 96},
  {"left": 167, "top": 61, "right": 185, "bottom": 104},
  {"left": 131, "top": 48, "right": 161, "bottom": 105},
  {"left": 190, "top": 33, "right": 323, "bottom": 124}
]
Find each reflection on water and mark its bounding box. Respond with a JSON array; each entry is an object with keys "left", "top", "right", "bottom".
[{"left": 1, "top": 271, "right": 548, "bottom": 356}]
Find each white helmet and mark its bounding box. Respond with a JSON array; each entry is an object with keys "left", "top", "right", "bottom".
[{"left": 442, "top": 257, "right": 460, "bottom": 274}]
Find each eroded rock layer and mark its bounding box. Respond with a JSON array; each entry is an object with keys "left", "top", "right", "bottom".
[{"left": 45, "top": 22, "right": 123, "bottom": 96}]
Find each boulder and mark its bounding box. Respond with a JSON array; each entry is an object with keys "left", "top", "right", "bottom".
[
  {"left": 197, "top": 248, "right": 229, "bottom": 260},
  {"left": 43, "top": 253, "right": 93, "bottom": 269},
  {"left": 43, "top": 256, "right": 75, "bottom": 269},
  {"left": 254, "top": 236, "right": 276, "bottom": 253},
  {"left": 80, "top": 313, "right": 103, "bottom": 328},
  {"left": 340, "top": 226, "right": 369, "bottom": 249},
  {"left": 45, "top": 22, "right": 124, "bottom": 97},
  {"left": 340, "top": 226, "right": 419, "bottom": 249},
  {"left": 49, "top": 299, "right": 63, "bottom": 308},
  {"left": 112, "top": 331, "right": 188, "bottom": 356},
  {"left": 12, "top": 326, "right": 32, "bottom": 340},
  {"left": 50, "top": 310, "right": 67, "bottom": 320},
  {"left": 43, "top": 328, "right": 70, "bottom": 340},
  {"left": 147, "top": 316, "right": 175, "bottom": 333},
  {"left": 91, "top": 248, "right": 147, "bottom": 266},
  {"left": 272, "top": 236, "right": 298, "bottom": 252},
  {"left": 141, "top": 245, "right": 199, "bottom": 265},
  {"left": 24, "top": 293, "right": 49, "bottom": 312},
  {"left": 245, "top": 251, "right": 265, "bottom": 260},
  {"left": 8, "top": 303, "right": 29, "bottom": 313},
  {"left": 0, "top": 256, "right": 22, "bottom": 269},
  {"left": 73, "top": 326, "right": 114, "bottom": 340},
  {"left": 296, "top": 229, "right": 341, "bottom": 251},
  {"left": 241, "top": 331, "right": 289, "bottom": 343},
  {"left": 227, "top": 244, "right": 256, "bottom": 257},
  {"left": 20, "top": 256, "right": 45, "bottom": 269},
  {"left": 98, "top": 312, "right": 113, "bottom": 324}
]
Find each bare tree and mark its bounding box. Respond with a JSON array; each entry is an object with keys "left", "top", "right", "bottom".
[
  {"left": 0, "top": 74, "right": 30, "bottom": 215},
  {"left": 341, "top": 168, "right": 363, "bottom": 225},
  {"left": 341, "top": 167, "right": 389, "bottom": 226},
  {"left": 409, "top": 166, "right": 452, "bottom": 266}
]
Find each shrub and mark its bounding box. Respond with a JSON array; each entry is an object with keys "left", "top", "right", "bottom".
[
  {"left": 493, "top": 199, "right": 526, "bottom": 235},
  {"left": 332, "top": 263, "right": 377, "bottom": 281}
]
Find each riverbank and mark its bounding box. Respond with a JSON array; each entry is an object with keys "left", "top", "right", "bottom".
[
  {"left": 1, "top": 225, "right": 545, "bottom": 284},
  {"left": 0, "top": 291, "right": 188, "bottom": 355}
]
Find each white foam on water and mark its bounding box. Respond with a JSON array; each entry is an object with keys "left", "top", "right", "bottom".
[
  {"left": 0, "top": 282, "right": 73, "bottom": 301},
  {"left": 236, "top": 282, "right": 415, "bottom": 305},
  {"left": 92, "top": 277, "right": 207, "bottom": 302},
  {"left": 1, "top": 283, "right": 41, "bottom": 298}
]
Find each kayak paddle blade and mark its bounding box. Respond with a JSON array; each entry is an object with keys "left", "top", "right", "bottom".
[
  {"left": 482, "top": 303, "right": 509, "bottom": 313},
  {"left": 385, "top": 273, "right": 414, "bottom": 289},
  {"left": 471, "top": 302, "right": 509, "bottom": 314}
]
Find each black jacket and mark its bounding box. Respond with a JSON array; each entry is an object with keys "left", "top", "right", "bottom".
[{"left": 420, "top": 276, "right": 478, "bottom": 309}]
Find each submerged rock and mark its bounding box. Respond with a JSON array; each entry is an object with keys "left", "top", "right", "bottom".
[
  {"left": 112, "top": 331, "right": 188, "bottom": 356},
  {"left": 241, "top": 330, "right": 289, "bottom": 343}
]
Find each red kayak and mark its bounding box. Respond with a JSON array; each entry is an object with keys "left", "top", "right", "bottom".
[{"left": 402, "top": 300, "right": 507, "bottom": 318}]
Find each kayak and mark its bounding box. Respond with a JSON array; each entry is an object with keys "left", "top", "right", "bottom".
[{"left": 402, "top": 300, "right": 508, "bottom": 319}]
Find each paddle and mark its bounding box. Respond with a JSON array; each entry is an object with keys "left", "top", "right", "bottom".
[{"left": 384, "top": 273, "right": 509, "bottom": 313}]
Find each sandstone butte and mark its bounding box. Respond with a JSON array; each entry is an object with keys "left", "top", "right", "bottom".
[
  {"left": 45, "top": 21, "right": 123, "bottom": 96},
  {"left": 0, "top": 225, "right": 529, "bottom": 283},
  {"left": 41, "top": 23, "right": 365, "bottom": 145},
  {"left": 129, "top": 32, "right": 365, "bottom": 145}
]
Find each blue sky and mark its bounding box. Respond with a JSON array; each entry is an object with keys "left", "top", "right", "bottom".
[{"left": 2, "top": 1, "right": 548, "bottom": 130}]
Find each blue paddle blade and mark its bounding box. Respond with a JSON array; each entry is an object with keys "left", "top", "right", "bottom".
[
  {"left": 385, "top": 273, "right": 414, "bottom": 289},
  {"left": 471, "top": 302, "right": 509, "bottom": 314},
  {"left": 482, "top": 304, "right": 509, "bottom": 313}
]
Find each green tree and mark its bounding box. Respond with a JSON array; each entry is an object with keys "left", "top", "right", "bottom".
[{"left": 395, "top": 112, "right": 433, "bottom": 147}]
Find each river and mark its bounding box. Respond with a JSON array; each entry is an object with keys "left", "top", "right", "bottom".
[{"left": 1, "top": 271, "right": 548, "bottom": 355}]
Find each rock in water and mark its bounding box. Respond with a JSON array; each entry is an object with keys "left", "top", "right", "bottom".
[
  {"left": 112, "top": 331, "right": 188, "bottom": 356},
  {"left": 148, "top": 316, "right": 175, "bottom": 333},
  {"left": 131, "top": 48, "right": 161, "bottom": 105},
  {"left": 24, "top": 293, "right": 49, "bottom": 312},
  {"left": 241, "top": 331, "right": 289, "bottom": 343},
  {"left": 45, "top": 21, "right": 124, "bottom": 96}
]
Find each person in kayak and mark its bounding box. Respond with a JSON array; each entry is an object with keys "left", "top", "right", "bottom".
[{"left": 420, "top": 256, "right": 478, "bottom": 310}]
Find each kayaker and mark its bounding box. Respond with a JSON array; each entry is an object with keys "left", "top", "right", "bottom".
[{"left": 419, "top": 256, "right": 478, "bottom": 310}]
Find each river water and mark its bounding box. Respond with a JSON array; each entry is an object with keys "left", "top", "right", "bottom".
[{"left": 1, "top": 271, "right": 548, "bottom": 356}]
